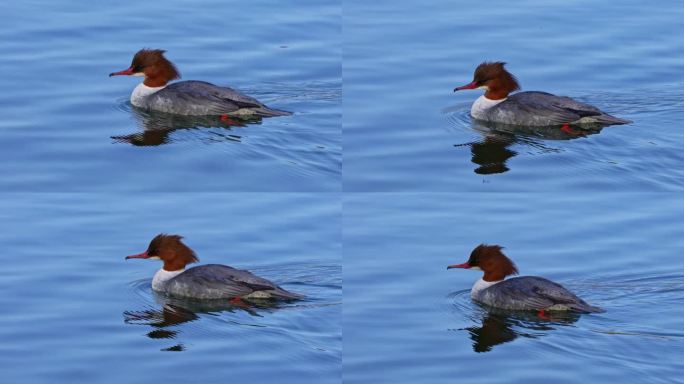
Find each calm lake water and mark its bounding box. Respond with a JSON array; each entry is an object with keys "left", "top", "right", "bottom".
[
  {"left": 0, "top": 0, "right": 340, "bottom": 191},
  {"left": 344, "top": 0, "right": 684, "bottom": 191},
  {"left": 2, "top": 0, "right": 683, "bottom": 382},
  {"left": 0, "top": 194, "right": 341, "bottom": 383},
  {"left": 344, "top": 193, "right": 684, "bottom": 384}
]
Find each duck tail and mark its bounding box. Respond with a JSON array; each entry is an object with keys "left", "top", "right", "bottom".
[
  {"left": 592, "top": 114, "right": 632, "bottom": 125},
  {"left": 271, "top": 287, "right": 305, "bottom": 300},
  {"left": 571, "top": 303, "right": 605, "bottom": 313},
  {"left": 253, "top": 106, "right": 292, "bottom": 117}
]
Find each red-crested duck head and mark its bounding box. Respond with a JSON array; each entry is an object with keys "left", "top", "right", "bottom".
[
  {"left": 447, "top": 244, "right": 519, "bottom": 282},
  {"left": 109, "top": 49, "right": 181, "bottom": 87},
  {"left": 453, "top": 61, "right": 520, "bottom": 100},
  {"left": 126, "top": 233, "right": 198, "bottom": 272}
]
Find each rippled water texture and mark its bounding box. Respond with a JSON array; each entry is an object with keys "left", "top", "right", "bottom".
[
  {"left": 0, "top": 0, "right": 341, "bottom": 191},
  {"left": 344, "top": 193, "right": 684, "bottom": 384},
  {"left": 0, "top": 194, "right": 341, "bottom": 383},
  {"left": 344, "top": 0, "right": 684, "bottom": 190}
]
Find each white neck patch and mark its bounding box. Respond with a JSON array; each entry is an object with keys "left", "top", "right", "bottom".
[
  {"left": 131, "top": 83, "right": 166, "bottom": 107},
  {"left": 152, "top": 268, "right": 184, "bottom": 291},
  {"left": 471, "top": 278, "right": 502, "bottom": 298},
  {"left": 471, "top": 95, "right": 507, "bottom": 120}
]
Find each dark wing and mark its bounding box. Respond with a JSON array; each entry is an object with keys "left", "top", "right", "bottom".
[
  {"left": 147, "top": 81, "right": 265, "bottom": 115},
  {"left": 164, "top": 264, "right": 265, "bottom": 299},
  {"left": 214, "top": 265, "right": 304, "bottom": 299},
  {"left": 166, "top": 264, "right": 302, "bottom": 300},
  {"left": 484, "top": 276, "right": 585, "bottom": 310},
  {"left": 175, "top": 81, "right": 264, "bottom": 108},
  {"left": 522, "top": 277, "right": 604, "bottom": 312},
  {"left": 494, "top": 91, "right": 609, "bottom": 126},
  {"left": 216, "top": 265, "right": 283, "bottom": 291}
]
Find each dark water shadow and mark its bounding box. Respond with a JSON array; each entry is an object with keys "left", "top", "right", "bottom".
[
  {"left": 112, "top": 106, "right": 263, "bottom": 147},
  {"left": 452, "top": 118, "right": 606, "bottom": 175},
  {"left": 462, "top": 304, "right": 582, "bottom": 353},
  {"left": 123, "top": 290, "right": 291, "bottom": 352}
]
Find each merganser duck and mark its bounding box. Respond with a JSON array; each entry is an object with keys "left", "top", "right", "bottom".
[
  {"left": 448, "top": 244, "right": 603, "bottom": 313},
  {"left": 110, "top": 49, "right": 291, "bottom": 117},
  {"left": 454, "top": 62, "right": 631, "bottom": 126},
  {"left": 126, "top": 234, "right": 304, "bottom": 301}
]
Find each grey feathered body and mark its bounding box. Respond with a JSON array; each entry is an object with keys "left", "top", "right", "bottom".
[
  {"left": 139, "top": 80, "right": 291, "bottom": 117},
  {"left": 163, "top": 264, "right": 304, "bottom": 301},
  {"left": 474, "top": 276, "right": 603, "bottom": 313},
  {"left": 479, "top": 91, "right": 631, "bottom": 127}
]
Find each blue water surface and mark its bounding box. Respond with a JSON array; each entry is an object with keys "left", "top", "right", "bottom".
[
  {"left": 344, "top": 193, "right": 684, "bottom": 384},
  {"left": 344, "top": 0, "right": 684, "bottom": 191},
  {"left": 2, "top": 0, "right": 684, "bottom": 382},
  {"left": 0, "top": 193, "right": 341, "bottom": 383},
  {"left": 0, "top": 0, "right": 340, "bottom": 191}
]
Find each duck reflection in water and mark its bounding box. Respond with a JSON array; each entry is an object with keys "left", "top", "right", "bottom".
[
  {"left": 455, "top": 119, "right": 606, "bottom": 175},
  {"left": 123, "top": 290, "right": 285, "bottom": 351},
  {"left": 111, "top": 106, "right": 265, "bottom": 147},
  {"left": 462, "top": 305, "right": 581, "bottom": 353}
]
